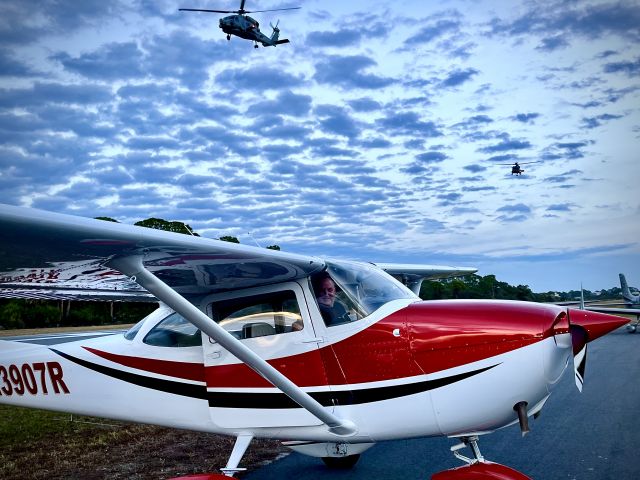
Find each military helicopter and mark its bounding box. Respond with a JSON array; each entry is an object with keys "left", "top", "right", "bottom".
[
  {"left": 497, "top": 161, "right": 539, "bottom": 176},
  {"left": 180, "top": 1, "right": 300, "bottom": 48}
]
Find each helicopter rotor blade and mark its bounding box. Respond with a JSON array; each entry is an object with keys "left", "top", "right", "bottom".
[
  {"left": 179, "top": 8, "right": 237, "bottom": 13},
  {"left": 245, "top": 7, "right": 301, "bottom": 14},
  {"left": 240, "top": 0, "right": 246, "bottom": 13}
]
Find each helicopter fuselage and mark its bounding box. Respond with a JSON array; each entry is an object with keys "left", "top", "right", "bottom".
[{"left": 220, "top": 14, "right": 270, "bottom": 43}]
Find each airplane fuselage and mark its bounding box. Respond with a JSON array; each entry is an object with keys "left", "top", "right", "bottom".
[{"left": 0, "top": 285, "right": 579, "bottom": 444}]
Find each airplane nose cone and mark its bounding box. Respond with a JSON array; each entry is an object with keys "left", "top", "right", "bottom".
[{"left": 567, "top": 308, "right": 629, "bottom": 342}]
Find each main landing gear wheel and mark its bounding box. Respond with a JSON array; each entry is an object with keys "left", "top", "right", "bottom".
[
  {"left": 321, "top": 454, "right": 360, "bottom": 469},
  {"left": 626, "top": 324, "right": 637, "bottom": 333},
  {"left": 254, "top": 44, "right": 259, "bottom": 48},
  {"left": 226, "top": 34, "right": 230, "bottom": 40}
]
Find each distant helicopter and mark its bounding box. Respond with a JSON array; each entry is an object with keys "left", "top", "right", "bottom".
[
  {"left": 497, "top": 161, "right": 538, "bottom": 176},
  {"left": 180, "top": 1, "right": 300, "bottom": 48}
]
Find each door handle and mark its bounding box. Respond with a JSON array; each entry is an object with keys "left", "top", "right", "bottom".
[{"left": 302, "top": 337, "right": 325, "bottom": 344}]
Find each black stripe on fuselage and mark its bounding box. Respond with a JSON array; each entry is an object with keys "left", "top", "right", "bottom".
[
  {"left": 51, "top": 348, "right": 208, "bottom": 399},
  {"left": 207, "top": 364, "right": 498, "bottom": 409},
  {"left": 50, "top": 348, "right": 498, "bottom": 408}
]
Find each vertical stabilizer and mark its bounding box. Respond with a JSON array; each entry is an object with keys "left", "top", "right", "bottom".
[
  {"left": 619, "top": 274, "right": 639, "bottom": 304},
  {"left": 270, "top": 21, "right": 280, "bottom": 43}
]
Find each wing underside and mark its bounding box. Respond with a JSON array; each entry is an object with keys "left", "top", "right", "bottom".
[{"left": 0, "top": 204, "right": 324, "bottom": 301}]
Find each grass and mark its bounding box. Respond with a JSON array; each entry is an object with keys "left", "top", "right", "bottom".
[
  {"left": 1, "top": 325, "right": 287, "bottom": 478},
  {"left": 0, "top": 405, "right": 287, "bottom": 479}
]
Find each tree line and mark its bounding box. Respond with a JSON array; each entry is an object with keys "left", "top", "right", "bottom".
[{"left": 419, "top": 274, "right": 624, "bottom": 303}]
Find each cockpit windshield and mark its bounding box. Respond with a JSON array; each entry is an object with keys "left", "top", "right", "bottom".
[{"left": 324, "top": 260, "right": 417, "bottom": 317}]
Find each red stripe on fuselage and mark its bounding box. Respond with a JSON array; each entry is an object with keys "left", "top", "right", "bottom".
[{"left": 83, "top": 347, "right": 205, "bottom": 382}]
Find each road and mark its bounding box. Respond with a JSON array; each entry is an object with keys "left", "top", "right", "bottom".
[{"left": 245, "top": 327, "right": 640, "bottom": 480}]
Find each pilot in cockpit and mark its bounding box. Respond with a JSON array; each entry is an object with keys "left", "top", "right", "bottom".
[{"left": 312, "top": 272, "right": 351, "bottom": 326}]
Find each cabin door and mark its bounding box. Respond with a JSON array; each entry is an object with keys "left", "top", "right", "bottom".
[{"left": 202, "top": 282, "right": 330, "bottom": 429}]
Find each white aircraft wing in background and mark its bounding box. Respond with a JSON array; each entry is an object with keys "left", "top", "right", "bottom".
[{"left": 375, "top": 263, "right": 477, "bottom": 294}]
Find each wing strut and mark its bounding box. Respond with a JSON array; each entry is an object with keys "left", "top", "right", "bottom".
[{"left": 107, "top": 255, "right": 357, "bottom": 437}]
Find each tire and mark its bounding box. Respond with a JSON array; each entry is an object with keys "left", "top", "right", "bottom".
[{"left": 321, "top": 454, "right": 360, "bottom": 469}]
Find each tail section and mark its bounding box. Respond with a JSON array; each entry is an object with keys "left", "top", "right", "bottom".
[
  {"left": 267, "top": 21, "right": 289, "bottom": 46},
  {"left": 270, "top": 24, "right": 280, "bottom": 43},
  {"left": 619, "top": 273, "right": 639, "bottom": 304}
]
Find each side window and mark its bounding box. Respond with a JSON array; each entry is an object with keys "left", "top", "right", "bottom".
[
  {"left": 143, "top": 313, "right": 203, "bottom": 347},
  {"left": 124, "top": 318, "right": 145, "bottom": 340},
  {"left": 311, "top": 272, "right": 364, "bottom": 327},
  {"left": 212, "top": 290, "right": 303, "bottom": 340}
]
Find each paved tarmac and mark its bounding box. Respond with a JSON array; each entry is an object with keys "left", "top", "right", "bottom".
[
  {"left": 245, "top": 327, "right": 640, "bottom": 480},
  {"left": 1, "top": 330, "right": 124, "bottom": 345}
]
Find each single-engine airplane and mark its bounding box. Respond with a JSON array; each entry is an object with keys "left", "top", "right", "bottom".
[
  {"left": 179, "top": 1, "right": 300, "bottom": 48},
  {"left": 0, "top": 204, "right": 629, "bottom": 480}
]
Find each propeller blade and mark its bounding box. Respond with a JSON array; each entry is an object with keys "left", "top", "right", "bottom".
[
  {"left": 567, "top": 309, "right": 627, "bottom": 392},
  {"left": 179, "top": 8, "right": 236, "bottom": 13},
  {"left": 570, "top": 324, "right": 588, "bottom": 392}
]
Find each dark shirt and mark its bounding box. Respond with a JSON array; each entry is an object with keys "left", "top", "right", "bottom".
[{"left": 318, "top": 301, "right": 351, "bottom": 326}]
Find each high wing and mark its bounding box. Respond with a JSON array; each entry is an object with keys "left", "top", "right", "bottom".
[
  {"left": 0, "top": 204, "right": 324, "bottom": 300},
  {"left": 375, "top": 263, "right": 477, "bottom": 294}
]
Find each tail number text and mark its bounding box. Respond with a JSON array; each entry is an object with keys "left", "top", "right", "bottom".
[{"left": 0, "top": 362, "right": 70, "bottom": 396}]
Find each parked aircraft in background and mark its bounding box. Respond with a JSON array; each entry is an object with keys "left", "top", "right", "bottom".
[
  {"left": 619, "top": 273, "right": 640, "bottom": 305},
  {"left": 0, "top": 204, "right": 629, "bottom": 480},
  {"left": 569, "top": 275, "right": 640, "bottom": 333}
]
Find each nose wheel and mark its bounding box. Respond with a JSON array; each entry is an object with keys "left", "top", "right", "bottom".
[
  {"left": 451, "top": 436, "right": 484, "bottom": 465},
  {"left": 227, "top": 34, "right": 231, "bottom": 41}
]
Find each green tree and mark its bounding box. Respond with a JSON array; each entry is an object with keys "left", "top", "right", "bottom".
[
  {"left": 135, "top": 218, "right": 199, "bottom": 236},
  {"left": 266, "top": 245, "right": 281, "bottom": 250},
  {"left": 0, "top": 302, "right": 25, "bottom": 329},
  {"left": 219, "top": 235, "right": 240, "bottom": 243},
  {"left": 95, "top": 216, "right": 119, "bottom": 222}
]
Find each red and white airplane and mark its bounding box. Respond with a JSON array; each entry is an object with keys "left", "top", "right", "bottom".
[{"left": 0, "top": 204, "right": 628, "bottom": 480}]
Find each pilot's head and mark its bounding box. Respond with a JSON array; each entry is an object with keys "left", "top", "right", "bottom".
[{"left": 315, "top": 275, "right": 336, "bottom": 307}]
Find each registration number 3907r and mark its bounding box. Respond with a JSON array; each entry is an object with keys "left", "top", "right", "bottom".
[{"left": 0, "top": 362, "right": 70, "bottom": 396}]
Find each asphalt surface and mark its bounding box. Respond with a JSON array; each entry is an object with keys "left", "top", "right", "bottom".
[
  {"left": 245, "top": 326, "right": 640, "bottom": 480},
  {"left": 1, "top": 330, "right": 124, "bottom": 345}
]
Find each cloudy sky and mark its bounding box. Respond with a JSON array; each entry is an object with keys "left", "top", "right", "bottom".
[{"left": 1, "top": 0, "right": 639, "bottom": 291}]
